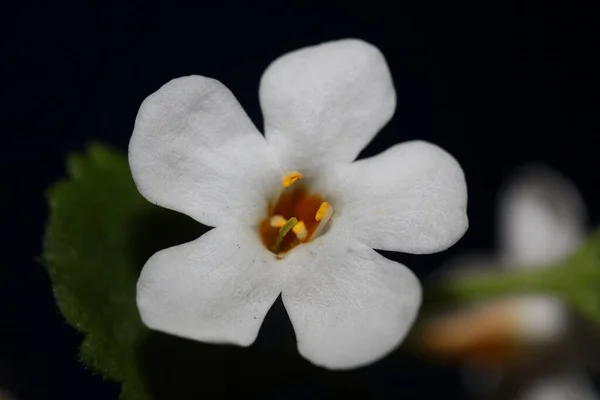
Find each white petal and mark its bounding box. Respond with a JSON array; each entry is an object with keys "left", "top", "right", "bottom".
[
  {"left": 322, "top": 140, "right": 468, "bottom": 253},
  {"left": 280, "top": 233, "right": 422, "bottom": 369},
  {"left": 259, "top": 39, "right": 396, "bottom": 169},
  {"left": 515, "top": 296, "right": 569, "bottom": 345},
  {"left": 518, "top": 370, "right": 600, "bottom": 400},
  {"left": 137, "top": 225, "right": 282, "bottom": 346},
  {"left": 498, "top": 165, "right": 587, "bottom": 267},
  {"left": 130, "top": 76, "right": 278, "bottom": 227}
]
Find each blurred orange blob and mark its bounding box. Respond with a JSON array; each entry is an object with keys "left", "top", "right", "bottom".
[{"left": 419, "top": 300, "right": 524, "bottom": 366}]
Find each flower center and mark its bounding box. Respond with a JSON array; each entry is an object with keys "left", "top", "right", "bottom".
[{"left": 259, "top": 170, "right": 333, "bottom": 257}]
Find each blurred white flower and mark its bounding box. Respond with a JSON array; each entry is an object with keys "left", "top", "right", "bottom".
[
  {"left": 129, "top": 39, "right": 468, "bottom": 369},
  {"left": 421, "top": 165, "right": 598, "bottom": 399}
]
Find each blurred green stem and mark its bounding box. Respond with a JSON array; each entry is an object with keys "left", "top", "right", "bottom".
[
  {"left": 422, "top": 227, "right": 600, "bottom": 326},
  {"left": 424, "top": 263, "right": 563, "bottom": 306}
]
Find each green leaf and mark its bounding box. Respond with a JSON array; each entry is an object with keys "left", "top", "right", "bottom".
[{"left": 42, "top": 143, "right": 208, "bottom": 399}]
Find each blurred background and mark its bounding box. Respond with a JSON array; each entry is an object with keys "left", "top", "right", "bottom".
[{"left": 4, "top": 1, "right": 599, "bottom": 399}]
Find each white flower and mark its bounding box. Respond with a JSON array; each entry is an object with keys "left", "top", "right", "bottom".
[
  {"left": 129, "top": 39, "right": 468, "bottom": 369},
  {"left": 421, "top": 165, "right": 599, "bottom": 399}
]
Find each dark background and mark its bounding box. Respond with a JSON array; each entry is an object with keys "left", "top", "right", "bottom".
[{"left": 4, "top": 2, "right": 600, "bottom": 399}]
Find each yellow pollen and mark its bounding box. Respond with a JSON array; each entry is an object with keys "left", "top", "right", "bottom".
[
  {"left": 315, "top": 202, "right": 331, "bottom": 221},
  {"left": 292, "top": 220, "right": 308, "bottom": 241},
  {"left": 282, "top": 171, "right": 303, "bottom": 188},
  {"left": 269, "top": 215, "right": 287, "bottom": 228}
]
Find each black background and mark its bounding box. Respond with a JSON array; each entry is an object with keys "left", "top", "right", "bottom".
[{"left": 4, "top": 2, "right": 600, "bottom": 399}]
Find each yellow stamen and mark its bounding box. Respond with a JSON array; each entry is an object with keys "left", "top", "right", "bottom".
[
  {"left": 271, "top": 217, "right": 298, "bottom": 253},
  {"left": 269, "top": 215, "right": 287, "bottom": 228},
  {"left": 311, "top": 202, "right": 333, "bottom": 240},
  {"left": 282, "top": 171, "right": 303, "bottom": 188},
  {"left": 292, "top": 220, "right": 308, "bottom": 241},
  {"left": 259, "top": 180, "right": 335, "bottom": 257},
  {"left": 315, "top": 202, "right": 331, "bottom": 221}
]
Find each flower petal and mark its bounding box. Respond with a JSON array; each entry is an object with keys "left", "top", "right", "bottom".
[
  {"left": 280, "top": 233, "right": 421, "bottom": 369},
  {"left": 130, "top": 76, "right": 278, "bottom": 227},
  {"left": 518, "top": 370, "right": 600, "bottom": 400},
  {"left": 322, "top": 140, "right": 468, "bottom": 253},
  {"left": 515, "top": 296, "right": 569, "bottom": 345},
  {"left": 418, "top": 296, "right": 569, "bottom": 366},
  {"left": 137, "top": 225, "right": 282, "bottom": 346},
  {"left": 259, "top": 39, "right": 396, "bottom": 169},
  {"left": 498, "top": 165, "right": 587, "bottom": 267}
]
